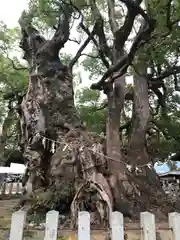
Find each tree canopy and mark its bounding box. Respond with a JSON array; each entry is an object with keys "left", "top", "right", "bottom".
[
  {"left": 1, "top": 0, "right": 180, "bottom": 223},
  {"left": 1, "top": 0, "right": 180, "bottom": 168}
]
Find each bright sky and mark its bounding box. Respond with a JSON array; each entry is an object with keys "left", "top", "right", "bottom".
[
  {"left": 0, "top": 0, "right": 170, "bottom": 174},
  {"left": 0, "top": 0, "right": 27, "bottom": 173},
  {"left": 0, "top": 0, "right": 28, "bottom": 27}
]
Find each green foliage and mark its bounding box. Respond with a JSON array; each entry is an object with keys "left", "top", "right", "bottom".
[
  {"left": 77, "top": 87, "right": 100, "bottom": 103},
  {"left": 0, "top": 24, "right": 28, "bottom": 165},
  {"left": 76, "top": 87, "right": 107, "bottom": 133},
  {"left": 137, "top": 0, "right": 180, "bottom": 70},
  {"left": 28, "top": 0, "right": 61, "bottom": 30},
  {"left": 82, "top": 55, "right": 106, "bottom": 81}
]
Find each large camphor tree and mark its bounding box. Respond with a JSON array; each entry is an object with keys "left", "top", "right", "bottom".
[{"left": 1, "top": 0, "right": 180, "bottom": 225}]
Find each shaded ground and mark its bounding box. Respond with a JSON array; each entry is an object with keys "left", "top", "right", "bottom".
[
  {"left": 0, "top": 199, "right": 38, "bottom": 239},
  {"left": 0, "top": 199, "right": 18, "bottom": 239}
]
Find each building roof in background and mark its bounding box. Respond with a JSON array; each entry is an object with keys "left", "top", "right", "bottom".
[
  {"left": 158, "top": 171, "right": 180, "bottom": 177},
  {"left": 0, "top": 163, "right": 26, "bottom": 174}
]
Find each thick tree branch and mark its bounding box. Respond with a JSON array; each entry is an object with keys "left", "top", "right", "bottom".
[
  {"left": 18, "top": 11, "right": 40, "bottom": 36},
  {"left": 51, "top": 4, "right": 73, "bottom": 51},
  {"left": 127, "top": 72, "right": 149, "bottom": 164},
  {"left": 18, "top": 11, "right": 46, "bottom": 65},
  {"left": 120, "top": 0, "right": 150, "bottom": 22},
  {"left": 106, "top": 76, "right": 126, "bottom": 170},
  {"left": 69, "top": 27, "right": 96, "bottom": 69},
  {"left": 91, "top": 55, "right": 128, "bottom": 90},
  {"left": 90, "top": 0, "right": 154, "bottom": 90},
  {"left": 114, "top": 0, "right": 142, "bottom": 53},
  {"left": 80, "top": 23, "right": 110, "bottom": 68},
  {"left": 58, "top": 0, "right": 109, "bottom": 67},
  {"left": 113, "top": 0, "right": 153, "bottom": 54},
  {"left": 64, "top": 0, "right": 109, "bottom": 67},
  {"left": 91, "top": 19, "right": 155, "bottom": 90},
  {"left": 107, "top": 0, "right": 119, "bottom": 35},
  {"left": 152, "top": 66, "right": 180, "bottom": 82},
  {"left": 89, "top": 0, "right": 113, "bottom": 63}
]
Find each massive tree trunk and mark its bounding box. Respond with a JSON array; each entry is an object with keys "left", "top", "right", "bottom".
[
  {"left": 17, "top": 10, "right": 115, "bottom": 226},
  {"left": 16, "top": 6, "right": 179, "bottom": 227},
  {"left": 123, "top": 72, "right": 172, "bottom": 218}
]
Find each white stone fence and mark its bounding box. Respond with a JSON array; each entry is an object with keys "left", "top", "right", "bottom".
[
  {"left": 7, "top": 210, "right": 180, "bottom": 240},
  {"left": 0, "top": 182, "right": 23, "bottom": 195}
]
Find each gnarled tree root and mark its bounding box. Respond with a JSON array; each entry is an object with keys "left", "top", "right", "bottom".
[{"left": 70, "top": 180, "right": 112, "bottom": 228}]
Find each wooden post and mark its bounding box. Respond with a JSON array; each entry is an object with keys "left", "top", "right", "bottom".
[
  {"left": 1, "top": 182, "right": 6, "bottom": 195},
  {"left": 169, "top": 212, "right": 180, "bottom": 240},
  {"left": 111, "top": 211, "right": 124, "bottom": 240},
  {"left": 78, "top": 211, "right": 90, "bottom": 240},
  {"left": 44, "top": 210, "right": 59, "bottom": 240},
  {"left": 9, "top": 182, "right": 13, "bottom": 195},
  {"left": 16, "top": 182, "right": 20, "bottom": 194},
  {"left": 140, "top": 212, "right": 156, "bottom": 240},
  {"left": 9, "top": 211, "right": 26, "bottom": 240},
  {"left": 19, "top": 182, "right": 23, "bottom": 194}
]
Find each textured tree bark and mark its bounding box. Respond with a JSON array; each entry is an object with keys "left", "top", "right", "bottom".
[
  {"left": 105, "top": 76, "right": 130, "bottom": 215},
  {"left": 16, "top": 10, "right": 179, "bottom": 226},
  {"left": 105, "top": 71, "right": 180, "bottom": 219},
  {"left": 17, "top": 12, "right": 116, "bottom": 226}
]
